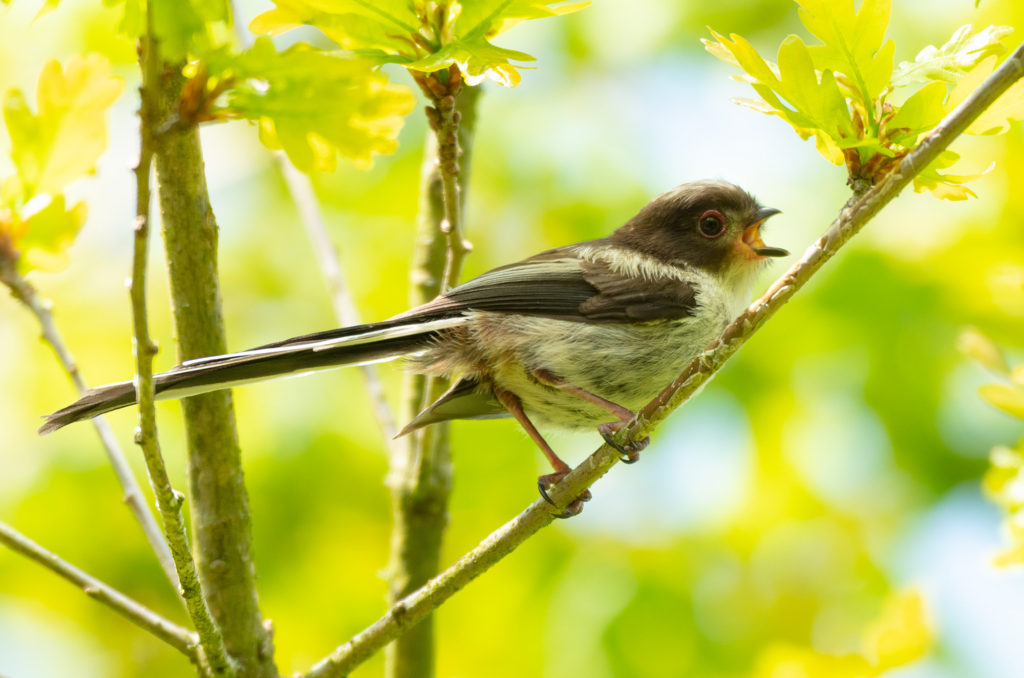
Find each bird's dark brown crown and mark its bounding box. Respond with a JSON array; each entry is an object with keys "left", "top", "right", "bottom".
[{"left": 609, "top": 180, "right": 764, "bottom": 273}]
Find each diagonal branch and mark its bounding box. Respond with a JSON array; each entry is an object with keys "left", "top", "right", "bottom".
[
  {"left": 0, "top": 266, "right": 178, "bottom": 589},
  {"left": 0, "top": 520, "right": 197, "bottom": 658},
  {"left": 302, "top": 39, "right": 1024, "bottom": 678}
]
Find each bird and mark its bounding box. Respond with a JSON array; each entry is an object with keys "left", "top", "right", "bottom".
[{"left": 40, "top": 180, "right": 786, "bottom": 515}]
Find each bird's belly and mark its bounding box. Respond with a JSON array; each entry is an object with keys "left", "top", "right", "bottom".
[{"left": 476, "top": 313, "right": 727, "bottom": 430}]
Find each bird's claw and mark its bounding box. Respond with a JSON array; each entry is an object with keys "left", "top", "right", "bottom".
[
  {"left": 537, "top": 472, "right": 591, "bottom": 519},
  {"left": 598, "top": 424, "right": 649, "bottom": 464}
]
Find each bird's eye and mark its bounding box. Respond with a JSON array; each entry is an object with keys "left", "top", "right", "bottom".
[{"left": 697, "top": 210, "right": 727, "bottom": 238}]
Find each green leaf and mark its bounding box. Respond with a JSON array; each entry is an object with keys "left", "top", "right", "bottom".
[
  {"left": 405, "top": 33, "right": 536, "bottom": 86},
  {"left": 104, "top": 0, "right": 232, "bottom": 60},
  {"left": 884, "top": 81, "right": 946, "bottom": 144},
  {"left": 250, "top": 0, "right": 588, "bottom": 86},
  {"left": 455, "top": 0, "right": 590, "bottom": 39},
  {"left": 249, "top": 0, "right": 416, "bottom": 55},
  {"left": 796, "top": 0, "right": 895, "bottom": 110},
  {"left": 911, "top": 150, "right": 990, "bottom": 201},
  {"left": 947, "top": 56, "right": 1024, "bottom": 136},
  {"left": 705, "top": 30, "right": 858, "bottom": 163},
  {"left": 208, "top": 38, "right": 415, "bottom": 172},
  {"left": 15, "top": 194, "right": 87, "bottom": 273},
  {"left": 981, "top": 383, "right": 1024, "bottom": 420},
  {"left": 892, "top": 24, "right": 1012, "bottom": 88},
  {"left": 2, "top": 54, "right": 123, "bottom": 199}
]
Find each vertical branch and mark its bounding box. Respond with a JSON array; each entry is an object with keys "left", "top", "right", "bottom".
[
  {"left": 386, "top": 72, "right": 480, "bottom": 678},
  {"left": 0, "top": 266, "right": 178, "bottom": 589},
  {"left": 134, "top": 27, "right": 233, "bottom": 677},
  {"left": 151, "top": 66, "right": 278, "bottom": 678}
]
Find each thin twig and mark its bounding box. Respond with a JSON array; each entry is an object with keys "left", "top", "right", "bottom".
[
  {"left": 276, "top": 157, "right": 399, "bottom": 443},
  {"left": 302, "top": 40, "right": 1024, "bottom": 678},
  {"left": 0, "top": 267, "right": 178, "bottom": 588},
  {"left": 0, "top": 520, "right": 198, "bottom": 657},
  {"left": 422, "top": 67, "right": 470, "bottom": 293},
  {"left": 134, "top": 25, "right": 234, "bottom": 678}
]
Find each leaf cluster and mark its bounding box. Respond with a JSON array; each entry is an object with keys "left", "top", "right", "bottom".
[
  {"left": 250, "top": 0, "right": 589, "bottom": 87},
  {"left": 201, "top": 38, "right": 416, "bottom": 172},
  {"left": 704, "top": 0, "right": 1022, "bottom": 199},
  {"left": 0, "top": 55, "right": 122, "bottom": 273}
]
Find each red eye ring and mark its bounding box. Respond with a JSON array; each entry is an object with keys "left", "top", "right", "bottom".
[{"left": 698, "top": 210, "right": 727, "bottom": 238}]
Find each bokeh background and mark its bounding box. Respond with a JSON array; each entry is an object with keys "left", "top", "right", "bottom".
[{"left": 2, "top": 0, "right": 1024, "bottom": 676}]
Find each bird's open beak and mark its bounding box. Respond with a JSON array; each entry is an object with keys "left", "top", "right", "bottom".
[{"left": 742, "top": 206, "right": 788, "bottom": 258}]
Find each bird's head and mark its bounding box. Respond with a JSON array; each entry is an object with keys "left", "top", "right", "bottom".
[{"left": 610, "top": 180, "right": 788, "bottom": 275}]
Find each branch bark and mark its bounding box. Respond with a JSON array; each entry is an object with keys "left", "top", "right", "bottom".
[
  {"left": 150, "top": 58, "right": 277, "bottom": 678},
  {"left": 0, "top": 520, "right": 197, "bottom": 658},
  {"left": 385, "top": 73, "right": 480, "bottom": 678},
  {"left": 305, "top": 39, "right": 1024, "bottom": 678},
  {"left": 134, "top": 27, "right": 233, "bottom": 677},
  {"left": 0, "top": 264, "right": 178, "bottom": 589}
]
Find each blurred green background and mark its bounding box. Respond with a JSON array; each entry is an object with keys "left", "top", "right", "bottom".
[{"left": 2, "top": 0, "right": 1024, "bottom": 676}]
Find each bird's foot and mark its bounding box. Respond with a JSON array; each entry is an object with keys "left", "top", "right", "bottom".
[
  {"left": 537, "top": 471, "right": 592, "bottom": 519},
  {"left": 598, "top": 421, "right": 649, "bottom": 464}
]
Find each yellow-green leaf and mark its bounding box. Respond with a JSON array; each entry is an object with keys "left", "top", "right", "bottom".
[
  {"left": 250, "top": 0, "right": 417, "bottom": 54},
  {"left": 885, "top": 81, "right": 946, "bottom": 143},
  {"left": 944, "top": 54, "right": 1024, "bottom": 135},
  {"left": 980, "top": 383, "right": 1024, "bottom": 420},
  {"left": 250, "top": 0, "right": 587, "bottom": 87},
  {"left": 2, "top": 54, "right": 122, "bottom": 199},
  {"left": 105, "top": 0, "right": 232, "bottom": 59},
  {"left": 15, "top": 194, "right": 87, "bottom": 273},
  {"left": 892, "top": 24, "right": 1012, "bottom": 88},
  {"left": 208, "top": 38, "right": 415, "bottom": 172},
  {"left": 968, "top": 78, "right": 1024, "bottom": 135},
  {"left": 706, "top": 29, "right": 858, "bottom": 161},
  {"left": 797, "top": 0, "right": 894, "bottom": 106},
  {"left": 911, "top": 150, "right": 991, "bottom": 201},
  {"left": 405, "top": 34, "right": 535, "bottom": 86},
  {"left": 861, "top": 592, "right": 931, "bottom": 670}
]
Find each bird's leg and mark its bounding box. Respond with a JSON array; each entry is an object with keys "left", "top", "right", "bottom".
[
  {"left": 493, "top": 386, "right": 590, "bottom": 518},
  {"left": 531, "top": 368, "right": 649, "bottom": 464}
]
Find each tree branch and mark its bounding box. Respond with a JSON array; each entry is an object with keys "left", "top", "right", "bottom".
[
  {"left": 385, "top": 73, "right": 480, "bottom": 678},
  {"left": 304, "top": 39, "right": 1024, "bottom": 678},
  {"left": 150, "top": 58, "right": 277, "bottom": 678},
  {"left": 276, "top": 157, "right": 398, "bottom": 443},
  {"left": 0, "top": 520, "right": 198, "bottom": 658},
  {"left": 0, "top": 265, "right": 178, "bottom": 589},
  {"left": 133, "top": 26, "right": 234, "bottom": 677}
]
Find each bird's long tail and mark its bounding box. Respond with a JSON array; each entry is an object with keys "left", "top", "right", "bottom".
[{"left": 39, "top": 316, "right": 465, "bottom": 435}]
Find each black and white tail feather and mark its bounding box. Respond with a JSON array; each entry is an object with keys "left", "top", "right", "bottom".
[
  {"left": 38, "top": 315, "right": 468, "bottom": 435},
  {"left": 38, "top": 245, "right": 606, "bottom": 435}
]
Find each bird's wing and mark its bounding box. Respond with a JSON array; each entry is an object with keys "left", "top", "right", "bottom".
[
  {"left": 413, "top": 244, "right": 699, "bottom": 323},
  {"left": 231, "top": 244, "right": 700, "bottom": 357}
]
